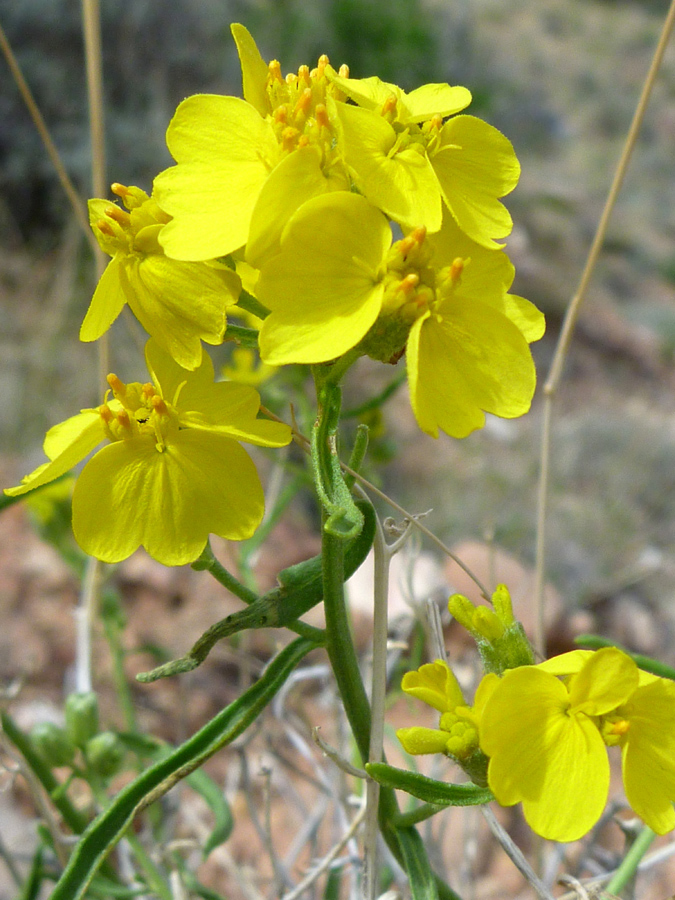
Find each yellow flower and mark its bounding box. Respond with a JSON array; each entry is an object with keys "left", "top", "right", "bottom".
[
  {"left": 154, "top": 24, "right": 350, "bottom": 263},
  {"left": 5, "top": 341, "right": 291, "bottom": 566},
  {"left": 480, "top": 647, "right": 675, "bottom": 841},
  {"left": 255, "top": 191, "right": 543, "bottom": 439},
  {"left": 83, "top": 184, "right": 240, "bottom": 370},
  {"left": 397, "top": 659, "right": 498, "bottom": 762},
  {"left": 327, "top": 72, "right": 519, "bottom": 248}
]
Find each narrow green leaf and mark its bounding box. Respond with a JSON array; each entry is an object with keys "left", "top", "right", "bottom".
[
  {"left": 367, "top": 763, "right": 493, "bottom": 808},
  {"left": 50, "top": 637, "right": 316, "bottom": 900},
  {"left": 397, "top": 826, "right": 438, "bottom": 900},
  {"left": 185, "top": 769, "right": 234, "bottom": 857},
  {"left": 17, "top": 846, "right": 43, "bottom": 900}
]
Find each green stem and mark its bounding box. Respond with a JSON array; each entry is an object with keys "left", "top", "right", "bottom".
[
  {"left": 192, "top": 544, "right": 258, "bottom": 606},
  {"left": 101, "top": 597, "right": 137, "bottom": 735},
  {"left": 605, "top": 825, "right": 656, "bottom": 896},
  {"left": 321, "top": 526, "right": 371, "bottom": 763}
]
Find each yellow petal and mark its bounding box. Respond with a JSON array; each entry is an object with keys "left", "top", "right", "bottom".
[
  {"left": 481, "top": 666, "right": 609, "bottom": 841},
  {"left": 402, "top": 83, "right": 472, "bottom": 123},
  {"left": 397, "top": 727, "right": 454, "bottom": 756},
  {"left": 257, "top": 193, "right": 390, "bottom": 365},
  {"left": 246, "top": 146, "right": 333, "bottom": 269},
  {"left": 407, "top": 297, "right": 535, "bottom": 439},
  {"left": 537, "top": 650, "right": 594, "bottom": 676},
  {"left": 155, "top": 95, "right": 278, "bottom": 260},
  {"left": 5, "top": 411, "right": 104, "bottom": 497},
  {"left": 145, "top": 341, "right": 291, "bottom": 448},
  {"left": 621, "top": 679, "right": 675, "bottom": 834},
  {"left": 335, "top": 102, "right": 442, "bottom": 232},
  {"left": 401, "top": 660, "right": 464, "bottom": 712},
  {"left": 124, "top": 254, "right": 238, "bottom": 370},
  {"left": 80, "top": 256, "right": 128, "bottom": 341},
  {"left": 432, "top": 115, "right": 520, "bottom": 248},
  {"left": 72, "top": 430, "right": 265, "bottom": 565},
  {"left": 230, "top": 23, "right": 270, "bottom": 117},
  {"left": 568, "top": 647, "right": 638, "bottom": 716}
]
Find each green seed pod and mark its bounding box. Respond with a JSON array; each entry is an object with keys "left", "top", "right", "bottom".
[
  {"left": 64, "top": 692, "right": 99, "bottom": 749},
  {"left": 30, "top": 721, "right": 76, "bottom": 767},
  {"left": 85, "top": 731, "right": 125, "bottom": 778}
]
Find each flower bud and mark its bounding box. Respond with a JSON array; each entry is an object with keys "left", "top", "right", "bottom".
[
  {"left": 85, "top": 731, "right": 125, "bottom": 778},
  {"left": 30, "top": 722, "right": 76, "bottom": 767},
  {"left": 65, "top": 692, "right": 99, "bottom": 749}
]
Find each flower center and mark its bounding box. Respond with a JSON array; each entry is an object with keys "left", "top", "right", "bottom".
[
  {"left": 92, "top": 184, "right": 170, "bottom": 256},
  {"left": 599, "top": 714, "right": 631, "bottom": 747},
  {"left": 99, "top": 374, "right": 179, "bottom": 452},
  {"left": 358, "top": 227, "right": 466, "bottom": 363},
  {"left": 266, "top": 57, "right": 349, "bottom": 178}
]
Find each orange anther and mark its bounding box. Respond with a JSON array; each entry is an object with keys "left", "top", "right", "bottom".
[
  {"left": 111, "top": 182, "right": 130, "bottom": 198},
  {"left": 98, "top": 404, "right": 113, "bottom": 423},
  {"left": 151, "top": 395, "right": 168, "bottom": 415},
  {"left": 268, "top": 60, "right": 282, "bottom": 82},
  {"left": 297, "top": 64, "right": 310, "bottom": 85},
  {"left": 317, "top": 54, "right": 330, "bottom": 72},
  {"left": 281, "top": 126, "right": 300, "bottom": 151},
  {"left": 107, "top": 373, "right": 126, "bottom": 396},
  {"left": 398, "top": 273, "right": 420, "bottom": 297},
  {"left": 293, "top": 88, "right": 312, "bottom": 118},
  {"left": 104, "top": 205, "right": 131, "bottom": 227},
  {"left": 315, "top": 104, "right": 330, "bottom": 129},
  {"left": 449, "top": 257, "right": 464, "bottom": 283},
  {"left": 338, "top": 64, "right": 349, "bottom": 79},
  {"left": 96, "top": 218, "right": 115, "bottom": 237},
  {"left": 285, "top": 72, "right": 297, "bottom": 86},
  {"left": 297, "top": 134, "right": 309, "bottom": 148},
  {"left": 116, "top": 409, "right": 132, "bottom": 429},
  {"left": 611, "top": 720, "right": 630, "bottom": 736},
  {"left": 274, "top": 105, "right": 288, "bottom": 125},
  {"left": 141, "top": 382, "right": 155, "bottom": 399},
  {"left": 382, "top": 95, "right": 398, "bottom": 116}
]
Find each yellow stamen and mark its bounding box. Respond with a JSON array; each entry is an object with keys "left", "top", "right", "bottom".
[
  {"left": 107, "top": 373, "right": 126, "bottom": 397},
  {"left": 273, "top": 105, "right": 288, "bottom": 125},
  {"left": 281, "top": 126, "right": 300, "bottom": 151},
  {"left": 151, "top": 395, "right": 168, "bottom": 416},
  {"left": 382, "top": 94, "right": 398, "bottom": 118},
  {"left": 338, "top": 63, "right": 349, "bottom": 78},
  {"left": 397, "top": 273, "right": 420, "bottom": 299},
  {"left": 297, "top": 64, "right": 310, "bottom": 85},
  {"left": 98, "top": 404, "right": 113, "bottom": 424},
  {"left": 141, "top": 382, "right": 155, "bottom": 400},
  {"left": 449, "top": 257, "right": 464, "bottom": 284},
  {"left": 111, "top": 182, "right": 130, "bottom": 199},
  {"left": 315, "top": 104, "right": 330, "bottom": 130},
  {"left": 116, "top": 409, "right": 132, "bottom": 430},
  {"left": 96, "top": 218, "right": 115, "bottom": 237},
  {"left": 268, "top": 59, "right": 282, "bottom": 82},
  {"left": 611, "top": 720, "right": 630, "bottom": 736},
  {"left": 293, "top": 88, "right": 312, "bottom": 118},
  {"left": 104, "top": 205, "right": 131, "bottom": 228}
]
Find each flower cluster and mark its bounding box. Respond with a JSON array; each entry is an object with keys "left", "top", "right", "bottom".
[
  {"left": 153, "top": 23, "right": 543, "bottom": 439},
  {"left": 480, "top": 646, "right": 675, "bottom": 841},
  {"left": 6, "top": 342, "right": 290, "bottom": 565},
  {"left": 5, "top": 23, "right": 542, "bottom": 562},
  {"left": 399, "top": 635, "right": 675, "bottom": 842}
]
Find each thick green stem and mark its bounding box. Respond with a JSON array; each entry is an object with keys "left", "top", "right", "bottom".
[{"left": 321, "top": 526, "right": 371, "bottom": 763}]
